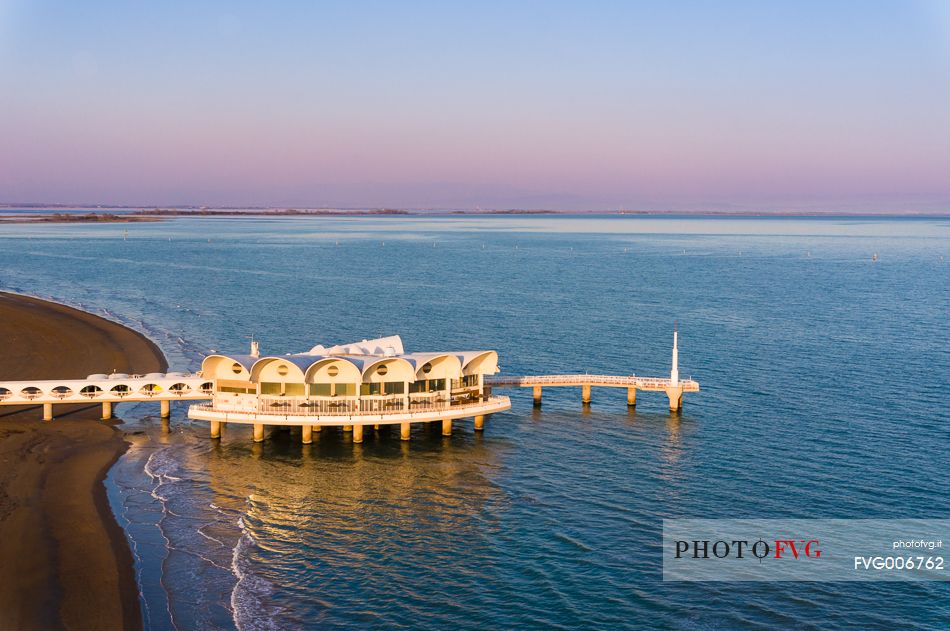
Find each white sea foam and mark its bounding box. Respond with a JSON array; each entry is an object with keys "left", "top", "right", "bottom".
[{"left": 230, "top": 514, "right": 282, "bottom": 631}]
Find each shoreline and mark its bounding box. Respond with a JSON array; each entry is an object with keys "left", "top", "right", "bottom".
[{"left": 0, "top": 291, "right": 167, "bottom": 630}]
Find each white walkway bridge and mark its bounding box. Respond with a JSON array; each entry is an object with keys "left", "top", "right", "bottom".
[{"left": 0, "top": 373, "right": 211, "bottom": 421}]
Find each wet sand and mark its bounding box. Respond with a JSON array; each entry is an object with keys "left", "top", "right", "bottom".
[{"left": 0, "top": 292, "right": 166, "bottom": 630}]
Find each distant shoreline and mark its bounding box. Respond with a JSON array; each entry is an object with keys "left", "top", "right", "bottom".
[{"left": 1, "top": 206, "right": 948, "bottom": 222}]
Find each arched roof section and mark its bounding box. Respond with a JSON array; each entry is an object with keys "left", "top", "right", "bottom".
[
  {"left": 403, "top": 353, "right": 463, "bottom": 380},
  {"left": 202, "top": 354, "right": 255, "bottom": 380},
  {"left": 458, "top": 351, "right": 499, "bottom": 376},
  {"left": 304, "top": 357, "right": 362, "bottom": 383},
  {"left": 360, "top": 357, "right": 416, "bottom": 383},
  {"left": 250, "top": 356, "right": 308, "bottom": 383}
]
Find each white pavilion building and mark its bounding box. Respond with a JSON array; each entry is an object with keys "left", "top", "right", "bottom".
[{"left": 188, "top": 335, "right": 511, "bottom": 443}]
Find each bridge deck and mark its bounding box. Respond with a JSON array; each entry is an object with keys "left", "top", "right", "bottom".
[
  {"left": 0, "top": 375, "right": 211, "bottom": 405},
  {"left": 486, "top": 374, "right": 700, "bottom": 392}
]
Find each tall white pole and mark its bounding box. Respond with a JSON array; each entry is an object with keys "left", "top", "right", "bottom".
[{"left": 670, "top": 323, "right": 679, "bottom": 385}]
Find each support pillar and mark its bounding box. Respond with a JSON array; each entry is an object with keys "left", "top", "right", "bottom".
[
  {"left": 474, "top": 415, "right": 485, "bottom": 431},
  {"left": 582, "top": 384, "right": 591, "bottom": 404},
  {"left": 533, "top": 385, "right": 542, "bottom": 407},
  {"left": 302, "top": 425, "right": 312, "bottom": 444},
  {"left": 343, "top": 424, "right": 353, "bottom": 432},
  {"left": 43, "top": 402, "right": 53, "bottom": 422},
  {"left": 253, "top": 423, "right": 264, "bottom": 442},
  {"left": 160, "top": 399, "right": 170, "bottom": 418},
  {"left": 627, "top": 387, "right": 637, "bottom": 407},
  {"left": 352, "top": 424, "right": 364, "bottom": 443},
  {"left": 101, "top": 401, "right": 112, "bottom": 421},
  {"left": 400, "top": 422, "right": 411, "bottom": 441},
  {"left": 374, "top": 424, "right": 380, "bottom": 431},
  {"left": 210, "top": 420, "right": 221, "bottom": 439},
  {"left": 665, "top": 387, "right": 683, "bottom": 412},
  {"left": 442, "top": 418, "right": 452, "bottom": 436}
]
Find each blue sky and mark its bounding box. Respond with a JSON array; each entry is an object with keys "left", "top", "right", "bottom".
[{"left": 1, "top": 1, "right": 949, "bottom": 210}]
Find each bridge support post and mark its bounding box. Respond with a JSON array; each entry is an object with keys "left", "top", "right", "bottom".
[
  {"left": 352, "top": 424, "right": 364, "bottom": 443},
  {"left": 160, "top": 399, "right": 170, "bottom": 419},
  {"left": 665, "top": 387, "right": 683, "bottom": 412},
  {"left": 253, "top": 423, "right": 264, "bottom": 442},
  {"left": 101, "top": 401, "right": 112, "bottom": 421},
  {"left": 627, "top": 387, "right": 637, "bottom": 407},
  {"left": 43, "top": 402, "right": 53, "bottom": 422},
  {"left": 582, "top": 384, "right": 591, "bottom": 404},
  {"left": 442, "top": 418, "right": 452, "bottom": 436},
  {"left": 210, "top": 420, "right": 221, "bottom": 439},
  {"left": 400, "top": 422, "right": 411, "bottom": 441},
  {"left": 533, "top": 385, "right": 542, "bottom": 407},
  {"left": 343, "top": 425, "right": 353, "bottom": 433},
  {"left": 474, "top": 415, "right": 485, "bottom": 431},
  {"left": 301, "top": 425, "right": 312, "bottom": 444}
]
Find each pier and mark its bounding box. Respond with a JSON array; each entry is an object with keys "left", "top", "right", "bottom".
[
  {"left": 487, "top": 374, "right": 700, "bottom": 411},
  {"left": 487, "top": 325, "right": 698, "bottom": 411},
  {"left": 0, "top": 330, "right": 698, "bottom": 443}
]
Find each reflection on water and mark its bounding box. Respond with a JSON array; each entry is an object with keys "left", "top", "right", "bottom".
[{"left": 8, "top": 215, "right": 950, "bottom": 630}]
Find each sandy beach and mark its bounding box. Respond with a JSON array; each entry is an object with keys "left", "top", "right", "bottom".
[{"left": 0, "top": 292, "right": 166, "bottom": 630}]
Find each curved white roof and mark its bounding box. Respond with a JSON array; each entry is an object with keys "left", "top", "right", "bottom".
[
  {"left": 208, "top": 335, "right": 498, "bottom": 380},
  {"left": 307, "top": 335, "right": 404, "bottom": 357}
]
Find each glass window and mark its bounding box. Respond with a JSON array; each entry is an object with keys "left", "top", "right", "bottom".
[
  {"left": 327, "top": 365, "right": 339, "bottom": 377},
  {"left": 376, "top": 364, "right": 388, "bottom": 376},
  {"left": 231, "top": 362, "right": 243, "bottom": 374},
  {"left": 385, "top": 382, "right": 405, "bottom": 394},
  {"left": 260, "top": 382, "right": 281, "bottom": 395},
  {"left": 429, "top": 378, "right": 446, "bottom": 392},
  {"left": 360, "top": 383, "right": 382, "bottom": 396},
  {"left": 277, "top": 365, "right": 289, "bottom": 376},
  {"left": 409, "top": 381, "right": 425, "bottom": 393},
  {"left": 310, "top": 383, "right": 331, "bottom": 396},
  {"left": 285, "top": 383, "right": 305, "bottom": 396},
  {"left": 335, "top": 383, "right": 356, "bottom": 397}
]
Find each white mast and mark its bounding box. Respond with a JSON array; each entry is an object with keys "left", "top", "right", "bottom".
[
  {"left": 670, "top": 322, "right": 679, "bottom": 385},
  {"left": 250, "top": 337, "right": 260, "bottom": 358}
]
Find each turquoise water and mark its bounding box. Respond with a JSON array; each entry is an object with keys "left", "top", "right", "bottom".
[{"left": 0, "top": 215, "right": 947, "bottom": 629}]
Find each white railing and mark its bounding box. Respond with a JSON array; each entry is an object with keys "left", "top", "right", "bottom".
[{"left": 202, "top": 395, "right": 503, "bottom": 418}]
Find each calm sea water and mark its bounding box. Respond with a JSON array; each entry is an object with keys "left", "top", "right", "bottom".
[{"left": 0, "top": 215, "right": 948, "bottom": 629}]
